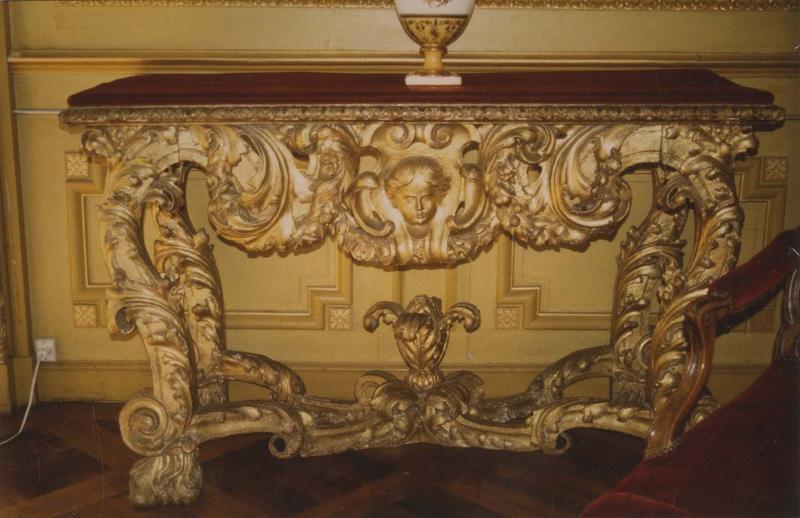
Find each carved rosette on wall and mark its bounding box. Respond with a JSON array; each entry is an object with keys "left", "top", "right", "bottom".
[{"left": 63, "top": 101, "right": 782, "bottom": 506}]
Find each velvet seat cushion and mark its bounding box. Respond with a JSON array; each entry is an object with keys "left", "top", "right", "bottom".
[{"left": 582, "top": 360, "right": 799, "bottom": 517}]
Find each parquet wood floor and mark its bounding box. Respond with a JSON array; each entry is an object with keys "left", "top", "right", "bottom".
[{"left": 0, "top": 402, "right": 644, "bottom": 517}]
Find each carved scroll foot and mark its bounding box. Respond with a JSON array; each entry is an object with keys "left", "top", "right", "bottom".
[{"left": 128, "top": 439, "right": 202, "bottom": 507}]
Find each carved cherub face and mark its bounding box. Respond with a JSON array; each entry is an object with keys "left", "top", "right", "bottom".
[{"left": 385, "top": 157, "right": 451, "bottom": 227}]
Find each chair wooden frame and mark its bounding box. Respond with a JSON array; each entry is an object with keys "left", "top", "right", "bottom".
[{"left": 646, "top": 228, "right": 800, "bottom": 457}]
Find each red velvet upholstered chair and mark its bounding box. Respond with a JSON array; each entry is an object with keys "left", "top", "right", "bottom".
[{"left": 583, "top": 228, "right": 799, "bottom": 517}]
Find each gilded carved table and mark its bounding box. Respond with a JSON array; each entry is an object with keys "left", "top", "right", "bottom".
[{"left": 61, "top": 70, "right": 783, "bottom": 506}]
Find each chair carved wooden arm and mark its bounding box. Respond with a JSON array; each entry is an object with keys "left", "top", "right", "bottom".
[
  {"left": 584, "top": 229, "right": 799, "bottom": 516},
  {"left": 646, "top": 227, "right": 800, "bottom": 457}
]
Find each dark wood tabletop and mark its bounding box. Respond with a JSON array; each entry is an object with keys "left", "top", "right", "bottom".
[{"left": 67, "top": 69, "right": 774, "bottom": 107}]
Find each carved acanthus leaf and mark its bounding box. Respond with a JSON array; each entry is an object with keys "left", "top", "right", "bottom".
[
  {"left": 483, "top": 124, "right": 634, "bottom": 248},
  {"left": 649, "top": 124, "right": 749, "bottom": 413},
  {"left": 61, "top": 104, "right": 786, "bottom": 126},
  {"left": 88, "top": 122, "right": 652, "bottom": 267}
]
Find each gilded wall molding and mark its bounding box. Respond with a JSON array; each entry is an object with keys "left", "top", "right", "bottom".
[
  {"left": 731, "top": 156, "right": 790, "bottom": 333},
  {"left": 65, "top": 152, "right": 110, "bottom": 329},
  {"left": 60, "top": 104, "right": 786, "bottom": 125},
  {"left": 11, "top": 51, "right": 799, "bottom": 77},
  {"left": 224, "top": 249, "right": 352, "bottom": 330},
  {"left": 64, "top": 150, "right": 353, "bottom": 330},
  {"left": 495, "top": 235, "right": 612, "bottom": 330},
  {"left": 0, "top": 271, "right": 7, "bottom": 364},
  {"left": 57, "top": 0, "right": 800, "bottom": 10}
]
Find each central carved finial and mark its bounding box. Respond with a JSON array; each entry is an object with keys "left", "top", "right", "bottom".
[{"left": 363, "top": 295, "right": 480, "bottom": 391}]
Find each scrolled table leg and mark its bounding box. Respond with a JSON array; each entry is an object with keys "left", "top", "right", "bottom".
[{"left": 648, "top": 124, "right": 753, "bottom": 435}]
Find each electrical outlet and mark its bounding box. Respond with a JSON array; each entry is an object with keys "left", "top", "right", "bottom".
[{"left": 34, "top": 338, "right": 57, "bottom": 362}]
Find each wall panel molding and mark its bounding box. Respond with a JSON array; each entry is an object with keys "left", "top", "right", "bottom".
[
  {"left": 224, "top": 250, "right": 352, "bottom": 329},
  {"left": 10, "top": 50, "right": 799, "bottom": 76},
  {"left": 731, "top": 156, "right": 790, "bottom": 333},
  {"left": 496, "top": 235, "right": 612, "bottom": 330},
  {"left": 65, "top": 153, "right": 108, "bottom": 329},
  {"left": 57, "top": 0, "right": 800, "bottom": 10},
  {"left": 392, "top": 268, "right": 458, "bottom": 308}
]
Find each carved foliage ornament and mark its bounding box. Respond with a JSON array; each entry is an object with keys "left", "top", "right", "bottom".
[
  {"left": 364, "top": 295, "right": 480, "bottom": 391},
  {"left": 92, "top": 122, "right": 642, "bottom": 267},
  {"left": 60, "top": 104, "right": 785, "bottom": 125},
  {"left": 58, "top": 0, "right": 800, "bottom": 10}
]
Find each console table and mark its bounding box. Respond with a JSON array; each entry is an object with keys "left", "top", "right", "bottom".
[{"left": 61, "top": 70, "right": 783, "bottom": 507}]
